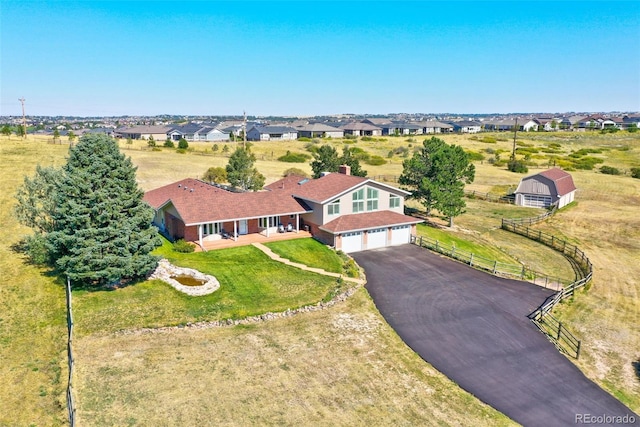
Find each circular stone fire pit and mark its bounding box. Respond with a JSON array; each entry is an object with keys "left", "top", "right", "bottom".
[{"left": 150, "top": 259, "right": 220, "bottom": 296}]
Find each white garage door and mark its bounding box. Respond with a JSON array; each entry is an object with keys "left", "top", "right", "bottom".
[
  {"left": 366, "top": 228, "right": 387, "bottom": 250},
  {"left": 341, "top": 232, "right": 363, "bottom": 253},
  {"left": 523, "top": 194, "right": 552, "bottom": 208},
  {"left": 391, "top": 225, "right": 411, "bottom": 245}
]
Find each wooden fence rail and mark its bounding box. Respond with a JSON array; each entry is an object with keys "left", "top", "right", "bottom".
[
  {"left": 410, "top": 235, "right": 568, "bottom": 289},
  {"left": 65, "top": 277, "right": 76, "bottom": 427},
  {"left": 502, "top": 216, "right": 593, "bottom": 359}
]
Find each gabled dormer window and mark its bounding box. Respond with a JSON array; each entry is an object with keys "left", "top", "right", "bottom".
[
  {"left": 328, "top": 199, "right": 340, "bottom": 215},
  {"left": 390, "top": 194, "right": 400, "bottom": 209},
  {"left": 352, "top": 189, "right": 364, "bottom": 213}
]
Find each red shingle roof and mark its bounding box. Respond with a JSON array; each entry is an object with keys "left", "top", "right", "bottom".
[
  {"left": 143, "top": 178, "right": 310, "bottom": 225},
  {"left": 537, "top": 168, "right": 577, "bottom": 196},
  {"left": 320, "top": 211, "right": 423, "bottom": 234},
  {"left": 290, "top": 173, "right": 369, "bottom": 203}
]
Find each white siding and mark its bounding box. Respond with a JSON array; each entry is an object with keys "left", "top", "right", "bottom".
[{"left": 366, "top": 228, "right": 387, "bottom": 250}]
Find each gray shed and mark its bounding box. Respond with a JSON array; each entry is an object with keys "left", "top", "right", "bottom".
[{"left": 514, "top": 168, "right": 576, "bottom": 208}]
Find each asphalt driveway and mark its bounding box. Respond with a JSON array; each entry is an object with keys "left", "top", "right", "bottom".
[{"left": 352, "top": 244, "right": 638, "bottom": 426}]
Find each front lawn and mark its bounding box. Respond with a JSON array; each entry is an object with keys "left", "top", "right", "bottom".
[
  {"left": 73, "top": 241, "right": 340, "bottom": 337},
  {"left": 264, "top": 238, "right": 344, "bottom": 273}
]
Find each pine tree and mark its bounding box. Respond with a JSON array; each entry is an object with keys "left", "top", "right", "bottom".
[
  {"left": 400, "top": 137, "right": 475, "bottom": 226},
  {"left": 47, "top": 134, "right": 161, "bottom": 286}
]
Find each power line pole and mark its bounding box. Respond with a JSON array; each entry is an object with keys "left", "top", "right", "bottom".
[
  {"left": 18, "top": 97, "right": 27, "bottom": 139},
  {"left": 511, "top": 117, "right": 518, "bottom": 161},
  {"left": 242, "top": 110, "right": 247, "bottom": 150}
]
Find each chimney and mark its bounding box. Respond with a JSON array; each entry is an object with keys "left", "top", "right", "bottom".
[{"left": 339, "top": 164, "right": 351, "bottom": 175}]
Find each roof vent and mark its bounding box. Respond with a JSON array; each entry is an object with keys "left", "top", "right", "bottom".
[
  {"left": 190, "top": 189, "right": 194, "bottom": 192},
  {"left": 178, "top": 184, "right": 182, "bottom": 187},
  {"left": 320, "top": 171, "right": 330, "bottom": 177}
]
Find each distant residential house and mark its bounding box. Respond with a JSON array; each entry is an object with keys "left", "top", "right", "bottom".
[
  {"left": 378, "top": 122, "right": 423, "bottom": 136},
  {"left": 361, "top": 118, "right": 391, "bottom": 127},
  {"left": 340, "top": 122, "right": 382, "bottom": 137},
  {"left": 560, "top": 116, "right": 585, "bottom": 130},
  {"left": 296, "top": 123, "right": 344, "bottom": 139},
  {"left": 114, "top": 125, "right": 171, "bottom": 140},
  {"left": 416, "top": 120, "right": 453, "bottom": 134},
  {"left": 168, "top": 123, "right": 230, "bottom": 142},
  {"left": 247, "top": 125, "right": 298, "bottom": 141},
  {"left": 514, "top": 168, "right": 576, "bottom": 209},
  {"left": 534, "top": 117, "right": 561, "bottom": 131},
  {"left": 450, "top": 120, "right": 482, "bottom": 133},
  {"left": 482, "top": 119, "right": 532, "bottom": 132},
  {"left": 622, "top": 114, "right": 640, "bottom": 130}
]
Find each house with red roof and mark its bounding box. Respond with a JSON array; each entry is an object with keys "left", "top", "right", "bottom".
[
  {"left": 514, "top": 168, "right": 577, "bottom": 209},
  {"left": 143, "top": 165, "right": 423, "bottom": 253}
]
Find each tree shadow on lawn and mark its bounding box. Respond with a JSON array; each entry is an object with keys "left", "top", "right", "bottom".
[{"left": 633, "top": 360, "right": 640, "bottom": 382}]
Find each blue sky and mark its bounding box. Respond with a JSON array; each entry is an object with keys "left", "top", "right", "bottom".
[{"left": 1, "top": 1, "right": 639, "bottom": 116}]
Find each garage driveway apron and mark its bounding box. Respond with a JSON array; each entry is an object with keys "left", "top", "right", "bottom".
[{"left": 352, "top": 245, "right": 638, "bottom": 427}]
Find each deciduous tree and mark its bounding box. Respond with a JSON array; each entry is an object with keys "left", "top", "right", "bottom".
[
  {"left": 310, "top": 145, "right": 340, "bottom": 178},
  {"left": 226, "top": 147, "right": 265, "bottom": 191},
  {"left": 202, "top": 166, "right": 227, "bottom": 184}
]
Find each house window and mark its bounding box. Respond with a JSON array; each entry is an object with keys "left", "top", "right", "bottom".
[
  {"left": 203, "top": 222, "right": 222, "bottom": 235},
  {"left": 366, "top": 188, "right": 378, "bottom": 211},
  {"left": 328, "top": 199, "right": 340, "bottom": 215},
  {"left": 259, "top": 216, "right": 279, "bottom": 228},
  {"left": 352, "top": 189, "right": 364, "bottom": 213},
  {"left": 390, "top": 194, "right": 400, "bottom": 209}
]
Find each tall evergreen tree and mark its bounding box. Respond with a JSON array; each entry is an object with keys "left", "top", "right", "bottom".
[
  {"left": 400, "top": 137, "right": 475, "bottom": 226},
  {"left": 46, "top": 134, "right": 161, "bottom": 286},
  {"left": 225, "top": 147, "right": 265, "bottom": 191}
]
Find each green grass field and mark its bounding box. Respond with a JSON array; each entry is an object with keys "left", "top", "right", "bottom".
[
  {"left": 2, "top": 130, "right": 639, "bottom": 425},
  {"left": 264, "top": 238, "right": 344, "bottom": 274}
]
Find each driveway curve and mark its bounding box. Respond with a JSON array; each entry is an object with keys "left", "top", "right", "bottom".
[{"left": 352, "top": 244, "right": 638, "bottom": 426}]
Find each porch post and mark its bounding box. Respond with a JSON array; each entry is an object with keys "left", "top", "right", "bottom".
[
  {"left": 198, "top": 224, "right": 203, "bottom": 248},
  {"left": 296, "top": 214, "right": 299, "bottom": 233},
  {"left": 266, "top": 218, "right": 270, "bottom": 237},
  {"left": 234, "top": 221, "right": 238, "bottom": 241}
]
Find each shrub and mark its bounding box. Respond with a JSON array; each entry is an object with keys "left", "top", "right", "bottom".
[
  {"left": 361, "top": 136, "right": 375, "bottom": 141},
  {"left": 176, "top": 148, "right": 187, "bottom": 154},
  {"left": 151, "top": 147, "right": 162, "bottom": 152},
  {"left": 283, "top": 167, "right": 309, "bottom": 178},
  {"left": 600, "top": 165, "right": 621, "bottom": 175},
  {"left": 631, "top": 167, "right": 640, "bottom": 179},
  {"left": 178, "top": 138, "right": 189, "bottom": 149},
  {"left": 278, "top": 151, "right": 311, "bottom": 163},
  {"left": 305, "top": 143, "right": 320, "bottom": 153},
  {"left": 508, "top": 159, "right": 529, "bottom": 173},
  {"left": 365, "top": 155, "right": 386, "bottom": 166},
  {"left": 572, "top": 156, "right": 603, "bottom": 170},
  {"left": 344, "top": 134, "right": 357, "bottom": 140},
  {"left": 297, "top": 137, "right": 312, "bottom": 142},
  {"left": 163, "top": 139, "right": 175, "bottom": 148},
  {"left": 481, "top": 136, "right": 497, "bottom": 144},
  {"left": 173, "top": 239, "right": 195, "bottom": 253},
  {"left": 466, "top": 151, "right": 485, "bottom": 161},
  {"left": 484, "top": 147, "right": 495, "bottom": 154}
]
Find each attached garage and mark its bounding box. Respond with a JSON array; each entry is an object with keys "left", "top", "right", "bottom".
[
  {"left": 366, "top": 228, "right": 387, "bottom": 250},
  {"left": 391, "top": 225, "right": 411, "bottom": 245},
  {"left": 341, "top": 231, "right": 363, "bottom": 253}
]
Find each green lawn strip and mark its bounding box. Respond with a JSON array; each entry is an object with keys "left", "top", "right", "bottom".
[
  {"left": 73, "top": 244, "right": 339, "bottom": 337},
  {"left": 416, "top": 223, "right": 518, "bottom": 265},
  {"left": 264, "top": 238, "right": 343, "bottom": 273}
]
